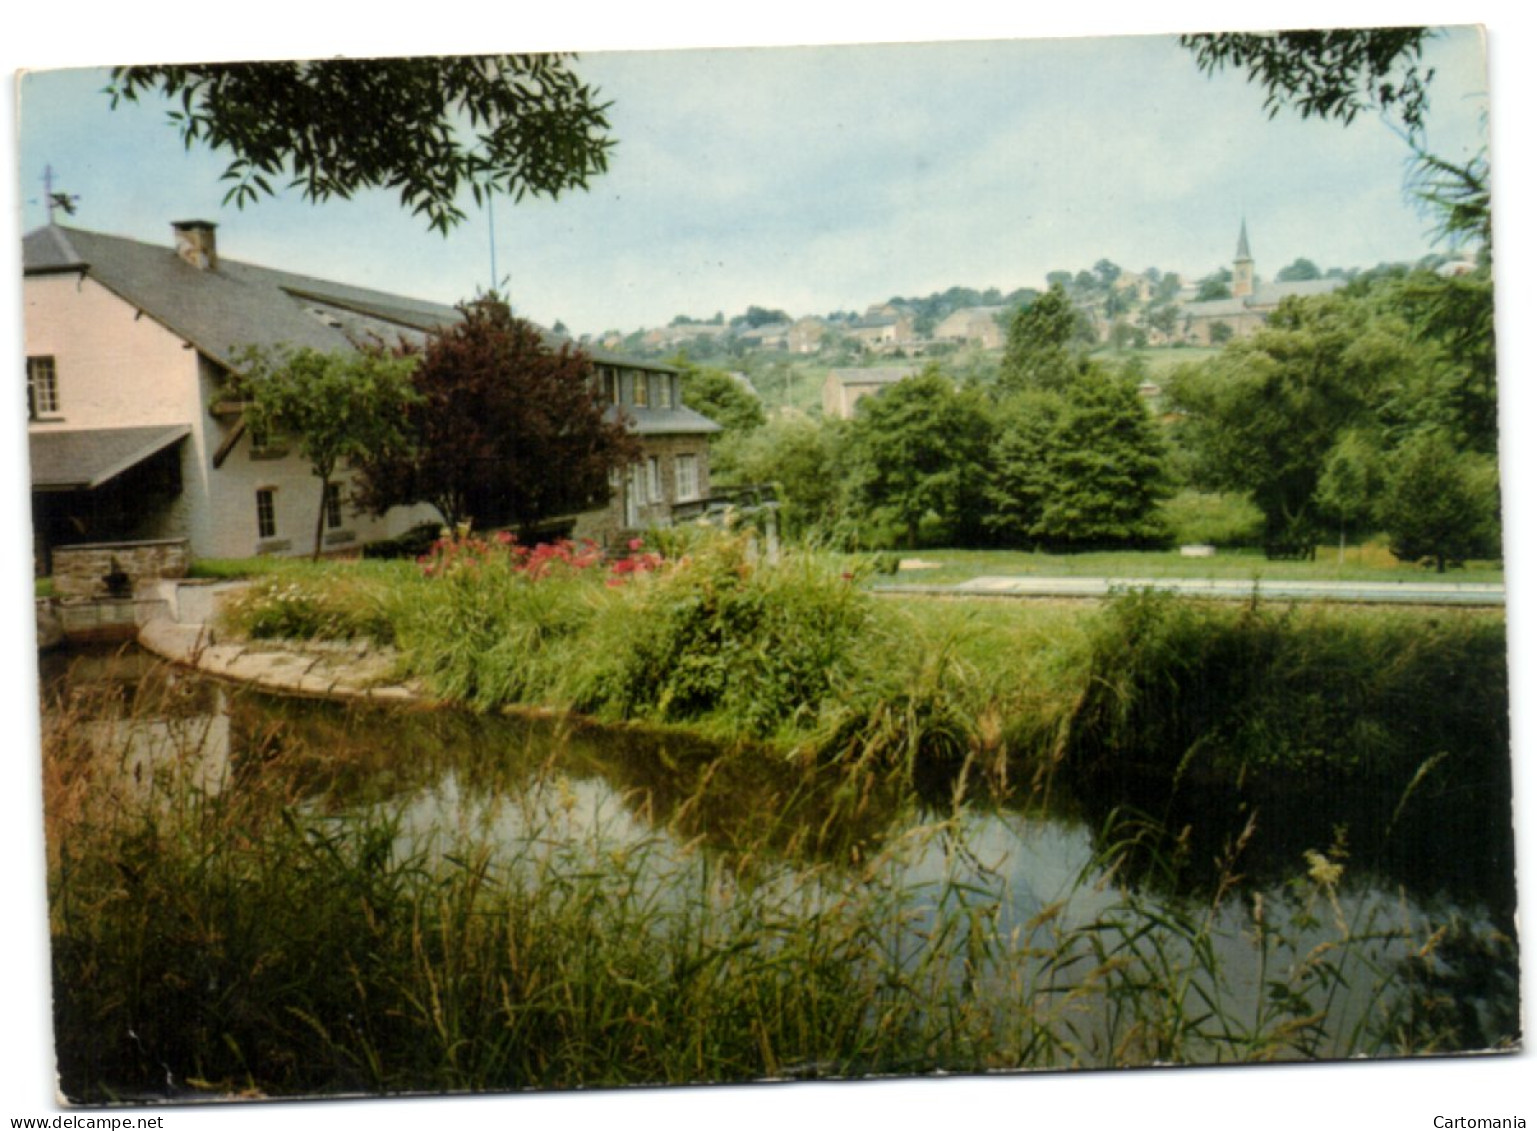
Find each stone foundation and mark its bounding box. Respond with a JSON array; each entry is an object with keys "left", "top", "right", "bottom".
[{"left": 52, "top": 538, "right": 191, "bottom": 599}]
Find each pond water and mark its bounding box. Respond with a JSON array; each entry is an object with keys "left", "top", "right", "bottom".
[{"left": 42, "top": 646, "right": 1521, "bottom": 1069}]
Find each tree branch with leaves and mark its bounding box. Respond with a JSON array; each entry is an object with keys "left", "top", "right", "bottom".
[{"left": 106, "top": 55, "right": 615, "bottom": 233}]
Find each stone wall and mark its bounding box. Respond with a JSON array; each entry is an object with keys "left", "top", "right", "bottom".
[
  {"left": 572, "top": 436, "right": 713, "bottom": 548},
  {"left": 53, "top": 538, "right": 191, "bottom": 599}
]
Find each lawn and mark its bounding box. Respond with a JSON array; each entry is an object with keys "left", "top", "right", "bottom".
[{"left": 879, "top": 542, "right": 1505, "bottom": 587}]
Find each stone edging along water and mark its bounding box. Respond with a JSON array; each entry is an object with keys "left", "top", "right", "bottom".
[{"left": 137, "top": 616, "right": 427, "bottom": 704}]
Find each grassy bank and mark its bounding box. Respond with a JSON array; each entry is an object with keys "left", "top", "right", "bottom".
[{"left": 213, "top": 530, "right": 1506, "bottom": 790}]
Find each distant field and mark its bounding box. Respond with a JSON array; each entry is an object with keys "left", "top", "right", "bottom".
[{"left": 880, "top": 544, "right": 1505, "bottom": 587}]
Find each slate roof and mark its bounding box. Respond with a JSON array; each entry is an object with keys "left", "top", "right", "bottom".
[
  {"left": 1182, "top": 277, "right": 1345, "bottom": 320},
  {"left": 23, "top": 223, "right": 463, "bottom": 370},
  {"left": 615, "top": 404, "right": 722, "bottom": 436},
  {"left": 29, "top": 424, "right": 191, "bottom": 490}
]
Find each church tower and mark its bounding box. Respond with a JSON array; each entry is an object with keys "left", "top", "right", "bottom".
[{"left": 1232, "top": 219, "right": 1255, "bottom": 298}]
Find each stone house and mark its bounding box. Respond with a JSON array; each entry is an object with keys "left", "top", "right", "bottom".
[
  {"left": 932, "top": 306, "right": 1007, "bottom": 350},
  {"left": 821, "top": 366, "right": 923, "bottom": 420},
  {"left": 579, "top": 360, "right": 721, "bottom": 544},
  {"left": 736, "top": 321, "right": 792, "bottom": 351},
  {"left": 847, "top": 305, "right": 917, "bottom": 353},
  {"left": 787, "top": 316, "right": 827, "bottom": 354},
  {"left": 23, "top": 219, "right": 718, "bottom": 570}
]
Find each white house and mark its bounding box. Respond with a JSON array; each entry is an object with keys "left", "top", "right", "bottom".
[{"left": 23, "top": 220, "right": 718, "bottom": 571}]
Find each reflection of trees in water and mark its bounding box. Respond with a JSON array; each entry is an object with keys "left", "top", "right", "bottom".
[
  {"left": 221, "top": 688, "right": 906, "bottom": 870},
  {"left": 1059, "top": 763, "right": 1518, "bottom": 927},
  {"left": 51, "top": 648, "right": 1518, "bottom": 925}
]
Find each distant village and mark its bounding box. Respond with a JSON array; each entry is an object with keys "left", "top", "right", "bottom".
[{"left": 587, "top": 223, "right": 1478, "bottom": 366}]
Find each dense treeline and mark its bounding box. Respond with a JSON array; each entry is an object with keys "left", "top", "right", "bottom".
[{"left": 692, "top": 264, "right": 1498, "bottom": 567}]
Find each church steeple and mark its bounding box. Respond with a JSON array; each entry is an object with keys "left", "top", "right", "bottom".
[{"left": 1232, "top": 219, "right": 1254, "bottom": 298}]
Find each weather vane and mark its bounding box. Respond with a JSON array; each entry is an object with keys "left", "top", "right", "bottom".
[{"left": 40, "top": 165, "right": 81, "bottom": 221}]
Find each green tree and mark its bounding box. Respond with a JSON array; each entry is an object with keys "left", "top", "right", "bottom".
[
  {"left": 1315, "top": 429, "right": 1385, "bottom": 559},
  {"left": 234, "top": 347, "right": 419, "bottom": 560},
  {"left": 1000, "top": 284, "right": 1086, "bottom": 393},
  {"left": 106, "top": 57, "right": 614, "bottom": 233},
  {"left": 844, "top": 370, "right": 994, "bottom": 547},
  {"left": 1379, "top": 270, "right": 1498, "bottom": 454},
  {"left": 733, "top": 305, "right": 792, "bottom": 329},
  {"left": 1378, "top": 429, "right": 1500, "bottom": 571},
  {"left": 718, "top": 415, "right": 846, "bottom": 538},
  {"left": 1196, "top": 270, "right": 1233, "bottom": 301},
  {"left": 1144, "top": 303, "right": 1180, "bottom": 338},
  {"left": 1167, "top": 291, "right": 1419, "bottom": 550},
  {"left": 982, "top": 391, "right": 1062, "bottom": 548},
  {"left": 1031, "top": 368, "right": 1171, "bottom": 549},
  {"left": 354, "top": 299, "right": 637, "bottom": 534},
  {"left": 675, "top": 360, "right": 767, "bottom": 434},
  {"left": 1276, "top": 257, "right": 1323, "bottom": 282}
]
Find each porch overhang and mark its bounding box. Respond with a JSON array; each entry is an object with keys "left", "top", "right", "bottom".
[{"left": 29, "top": 424, "right": 191, "bottom": 492}]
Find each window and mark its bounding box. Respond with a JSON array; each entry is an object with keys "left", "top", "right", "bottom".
[
  {"left": 675, "top": 453, "right": 699, "bottom": 501},
  {"left": 27, "top": 356, "right": 59, "bottom": 419},
  {"left": 256, "top": 488, "right": 277, "bottom": 539},
  {"left": 647, "top": 457, "right": 662, "bottom": 503},
  {"left": 631, "top": 371, "right": 649, "bottom": 408},
  {"left": 656, "top": 374, "right": 673, "bottom": 409},
  {"left": 324, "top": 482, "right": 344, "bottom": 529},
  {"left": 601, "top": 367, "right": 621, "bottom": 405}
]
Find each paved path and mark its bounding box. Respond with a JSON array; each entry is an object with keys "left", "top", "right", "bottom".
[{"left": 875, "top": 575, "right": 1506, "bottom": 606}]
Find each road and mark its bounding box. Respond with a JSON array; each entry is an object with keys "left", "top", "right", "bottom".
[{"left": 873, "top": 575, "right": 1506, "bottom": 606}]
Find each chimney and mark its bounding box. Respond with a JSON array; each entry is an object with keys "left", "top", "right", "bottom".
[{"left": 172, "top": 220, "right": 218, "bottom": 271}]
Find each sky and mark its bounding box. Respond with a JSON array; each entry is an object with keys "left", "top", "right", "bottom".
[
  {"left": 11, "top": 25, "right": 1490, "bottom": 337},
  {"left": 3, "top": 4, "right": 1535, "bottom": 1129}
]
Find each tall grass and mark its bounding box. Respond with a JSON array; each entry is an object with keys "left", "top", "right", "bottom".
[
  {"left": 210, "top": 532, "right": 1511, "bottom": 834},
  {"left": 43, "top": 656, "right": 1514, "bottom": 1102},
  {"left": 1062, "top": 590, "right": 1514, "bottom": 908},
  {"left": 1065, "top": 590, "right": 1508, "bottom": 792}
]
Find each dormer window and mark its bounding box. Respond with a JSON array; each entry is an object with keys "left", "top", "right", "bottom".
[{"left": 632, "top": 371, "right": 649, "bottom": 408}]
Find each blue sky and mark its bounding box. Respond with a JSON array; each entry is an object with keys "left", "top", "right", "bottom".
[
  {"left": 3, "top": 3, "right": 1535, "bottom": 1127},
  {"left": 13, "top": 26, "right": 1489, "bottom": 336}
]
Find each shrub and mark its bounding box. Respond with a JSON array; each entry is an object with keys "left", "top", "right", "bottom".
[{"left": 580, "top": 533, "right": 872, "bottom": 736}]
